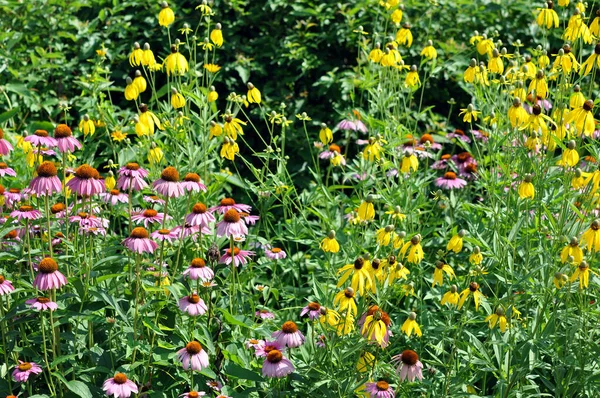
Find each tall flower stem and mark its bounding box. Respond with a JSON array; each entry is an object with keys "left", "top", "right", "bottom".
[
  {"left": 45, "top": 194, "right": 53, "bottom": 257},
  {"left": 40, "top": 312, "right": 57, "bottom": 396},
  {"left": 0, "top": 298, "right": 11, "bottom": 391},
  {"left": 229, "top": 235, "right": 236, "bottom": 313},
  {"left": 131, "top": 254, "right": 142, "bottom": 365},
  {"left": 173, "top": 193, "right": 192, "bottom": 280}
]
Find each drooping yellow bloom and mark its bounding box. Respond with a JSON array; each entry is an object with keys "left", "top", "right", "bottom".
[
  {"left": 581, "top": 220, "right": 600, "bottom": 252},
  {"left": 207, "top": 86, "right": 218, "bottom": 103},
  {"left": 357, "top": 199, "right": 375, "bottom": 221},
  {"left": 148, "top": 146, "right": 164, "bottom": 165},
  {"left": 400, "top": 154, "right": 418, "bottom": 174},
  {"left": 464, "top": 59, "right": 477, "bottom": 83},
  {"left": 124, "top": 78, "right": 139, "bottom": 101},
  {"left": 536, "top": 2, "right": 559, "bottom": 29},
  {"left": 163, "top": 46, "right": 189, "bottom": 76},
  {"left": 518, "top": 176, "right": 535, "bottom": 199},
  {"left": 196, "top": 1, "right": 214, "bottom": 16},
  {"left": 557, "top": 141, "right": 579, "bottom": 167},
  {"left": 158, "top": 2, "right": 175, "bottom": 27},
  {"left": 580, "top": 44, "right": 600, "bottom": 76},
  {"left": 361, "top": 309, "right": 391, "bottom": 347},
  {"left": 400, "top": 312, "right": 422, "bottom": 337},
  {"left": 564, "top": 11, "right": 593, "bottom": 43},
  {"left": 387, "top": 258, "right": 410, "bottom": 284},
  {"left": 447, "top": 230, "right": 466, "bottom": 253},
  {"left": 508, "top": 98, "right": 529, "bottom": 128},
  {"left": 488, "top": 49, "right": 504, "bottom": 74},
  {"left": 210, "top": 23, "right": 224, "bottom": 47},
  {"left": 376, "top": 225, "right": 395, "bottom": 246},
  {"left": 363, "top": 137, "right": 384, "bottom": 162},
  {"left": 528, "top": 71, "right": 549, "bottom": 99},
  {"left": 171, "top": 88, "right": 186, "bottom": 109},
  {"left": 396, "top": 24, "right": 413, "bottom": 47},
  {"left": 459, "top": 104, "right": 480, "bottom": 123},
  {"left": 538, "top": 51, "right": 550, "bottom": 69},
  {"left": 400, "top": 234, "right": 424, "bottom": 264},
  {"left": 521, "top": 104, "right": 553, "bottom": 135},
  {"left": 386, "top": 205, "right": 406, "bottom": 221},
  {"left": 554, "top": 272, "right": 567, "bottom": 289},
  {"left": 476, "top": 36, "right": 494, "bottom": 55},
  {"left": 469, "top": 246, "right": 483, "bottom": 265},
  {"left": 139, "top": 104, "right": 163, "bottom": 135},
  {"left": 141, "top": 43, "right": 158, "bottom": 68},
  {"left": 132, "top": 71, "right": 147, "bottom": 93},
  {"left": 220, "top": 137, "right": 239, "bottom": 161},
  {"left": 572, "top": 168, "right": 589, "bottom": 189},
  {"left": 561, "top": 237, "right": 583, "bottom": 263},
  {"left": 105, "top": 172, "right": 116, "bottom": 191},
  {"left": 432, "top": 261, "right": 455, "bottom": 287},
  {"left": 473, "top": 63, "right": 490, "bottom": 86},
  {"left": 380, "top": 46, "right": 401, "bottom": 67},
  {"left": 522, "top": 57, "right": 537, "bottom": 80},
  {"left": 319, "top": 124, "right": 333, "bottom": 144},
  {"left": 391, "top": 8, "right": 403, "bottom": 24},
  {"left": 334, "top": 287, "right": 357, "bottom": 316},
  {"left": 441, "top": 285, "right": 460, "bottom": 306},
  {"left": 570, "top": 261, "right": 595, "bottom": 288},
  {"left": 369, "top": 44, "right": 384, "bottom": 63},
  {"left": 458, "top": 282, "right": 484, "bottom": 310},
  {"left": 320, "top": 231, "right": 340, "bottom": 253},
  {"left": 566, "top": 100, "right": 595, "bottom": 137},
  {"left": 485, "top": 307, "right": 508, "bottom": 333},
  {"left": 590, "top": 14, "right": 600, "bottom": 36},
  {"left": 223, "top": 114, "right": 246, "bottom": 140},
  {"left": 247, "top": 82, "right": 261, "bottom": 104},
  {"left": 129, "top": 42, "right": 143, "bottom": 67},
  {"left": 405, "top": 66, "right": 420, "bottom": 88},
  {"left": 336, "top": 312, "right": 355, "bottom": 335},
  {"left": 337, "top": 257, "right": 374, "bottom": 296},
  {"left": 79, "top": 114, "right": 95, "bottom": 136},
  {"left": 356, "top": 351, "right": 376, "bottom": 373},
  {"left": 421, "top": 40, "right": 437, "bottom": 60},
  {"left": 551, "top": 48, "right": 579, "bottom": 74},
  {"left": 570, "top": 86, "right": 585, "bottom": 108}
]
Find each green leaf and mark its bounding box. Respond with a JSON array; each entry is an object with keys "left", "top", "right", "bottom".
[
  {"left": 55, "top": 373, "right": 92, "bottom": 398},
  {"left": 217, "top": 308, "right": 251, "bottom": 328},
  {"left": 225, "top": 362, "right": 264, "bottom": 382},
  {"left": 0, "top": 108, "right": 18, "bottom": 123}
]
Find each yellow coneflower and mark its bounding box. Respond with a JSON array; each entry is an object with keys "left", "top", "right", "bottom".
[
  {"left": 432, "top": 261, "right": 455, "bottom": 287},
  {"left": 581, "top": 220, "right": 600, "bottom": 252},
  {"left": 447, "top": 230, "right": 466, "bottom": 253},
  {"left": 405, "top": 65, "right": 420, "bottom": 88},
  {"left": 333, "top": 287, "right": 357, "bottom": 316},
  {"left": 536, "top": 1, "right": 559, "bottom": 29},
  {"left": 391, "top": 8, "right": 403, "bottom": 24},
  {"left": 485, "top": 306, "right": 508, "bottom": 333},
  {"left": 400, "top": 312, "right": 422, "bottom": 337},
  {"left": 247, "top": 82, "right": 261, "bottom": 104},
  {"left": 557, "top": 140, "right": 579, "bottom": 167},
  {"left": 572, "top": 168, "right": 589, "bottom": 189},
  {"left": 386, "top": 205, "right": 406, "bottom": 222},
  {"left": 363, "top": 137, "right": 384, "bottom": 162},
  {"left": 376, "top": 225, "right": 395, "bottom": 246},
  {"left": 528, "top": 70, "right": 549, "bottom": 99},
  {"left": 361, "top": 307, "right": 391, "bottom": 347},
  {"left": 357, "top": 196, "right": 375, "bottom": 221},
  {"left": 458, "top": 104, "right": 480, "bottom": 123},
  {"left": 421, "top": 40, "right": 437, "bottom": 60},
  {"left": 561, "top": 237, "right": 583, "bottom": 263},
  {"left": 139, "top": 104, "right": 163, "bottom": 135},
  {"left": 220, "top": 137, "right": 239, "bottom": 161},
  {"left": 210, "top": 23, "right": 224, "bottom": 47},
  {"left": 564, "top": 9, "right": 593, "bottom": 44},
  {"left": 570, "top": 86, "right": 586, "bottom": 109},
  {"left": 196, "top": 0, "right": 213, "bottom": 16},
  {"left": 396, "top": 23, "right": 412, "bottom": 47},
  {"left": 222, "top": 114, "right": 246, "bottom": 140},
  {"left": 79, "top": 114, "right": 95, "bottom": 136},
  {"left": 400, "top": 234, "right": 424, "bottom": 264},
  {"left": 124, "top": 78, "right": 139, "bottom": 101},
  {"left": 441, "top": 285, "right": 460, "bottom": 306},
  {"left": 148, "top": 145, "right": 164, "bottom": 165},
  {"left": 142, "top": 43, "right": 157, "bottom": 68},
  {"left": 207, "top": 86, "right": 218, "bottom": 103},
  {"left": 320, "top": 230, "right": 340, "bottom": 253},
  {"left": 570, "top": 261, "right": 595, "bottom": 288},
  {"left": 521, "top": 104, "right": 553, "bottom": 136},
  {"left": 369, "top": 258, "right": 387, "bottom": 284},
  {"left": 319, "top": 307, "right": 341, "bottom": 329},
  {"left": 356, "top": 351, "right": 376, "bottom": 373},
  {"left": 400, "top": 154, "right": 418, "bottom": 174},
  {"left": 129, "top": 42, "right": 143, "bottom": 67},
  {"left": 384, "top": 256, "right": 410, "bottom": 284},
  {"left": 507, "top": 98, "right": 529, "bottom": 128},
  {"left": 464, "top": 59, "right": 477, "bottom": 83},
  {"left": 380, "top": 46, "right": 401, "bottom": 67},
  {"left": 510, "top": 82, "right": 527, "bottom": 102},
  {"left": 369, "top": 43, "right": 384, "bottom": 63},
  {"left": 475, "top": 35, "right": 494, "bottom": 55},
  {"left": 474, "top": 63, "right": 490, "bottom": 86},
  {"left": 590, "top": 11, "right": 600, "bottom": 36},
  {"left": 554, "top": 272, "right": 568, "bottom": 289},
  {"left": 538, "top": 50, "right": 550, "bottom": 69},
  {"left": 319, "top": 124, "right": 333, "bottom": 144},
  {"left": 336, "top": 312, "right": 355, "bottom": 335},
  {"left": 163, "top": 45, "right": 189, "bottom": 76},
  {"left": 522, "top": 56, "right": 537, "bottom": 80},
  {"left": 488, "top": 48, "right": 504, "bottom": 74},
  {"left": 469, "top": 246, "right": 483, "bottom": 265},
  {"left": 458, "top": 282, "right": 484, "bottom": 310},
  {"left": 111, "top": 131, "right": 127, "bottom": 142},
  {"left": 158, "top": 2, "right": 175, "bottom": 27},
  {"left": 581, "top": 44, "right": 600, "bottom": 78},
  {"left": 171, "top": 88, "right": 186, "bottom": 109},
  {"left": 204, "top": 63, "right": 221, "bottom": 73},
  {"left": 337, "top": 257, "right": 374, "bottom": 295},
  {"left": 566, "top": 99, "right": 595, "bottom": 137},
  {"left": 518, "top": 175, "right": 535, "bottom": 199}
]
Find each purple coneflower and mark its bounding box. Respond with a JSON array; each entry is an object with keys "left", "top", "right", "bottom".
[
  {"left": 254, "top": 340, "right": 283, "bottom": 357},
  {"left": 272, "top": 321, "right": 305, "bottom": 348},
  {"left": 153, "top": 166, "right": 184, "bottom": 198},
  {"left": 240, "top": 212, "right": 259, "bottom": 225},
  {"left": 316, "top": 334, "right": 326, "bottom": 348},
  {"left": 471, "top": 129, "right": 489, "bottom": 142},
  {"left": 209, "top": 198, "right": 252, "bottom": 214},
  {"left": 0, "top": 162, "right": 16, "bottom": 177},
  {"left": 24, "top": 129, "right": 58, "bottom": 148},
  {"left": 265, "top": 247, "right": 286, "bottom": 260},
  {"left": 219, "top": 247, "right": 254, "bottom": 267},
  {"left": 132, "top": 208, "right": 169, "bottom": 228},
  {"left": 4, "top": 188, "right": 23, "bottom": 208},
  {"left": 12, "top": 361, "right": 42, "bottom": 382},
  {"left": 178, "top": 293, "right": 208, "bottom": 316},
  {"left": 262, "top": 349, "right": 294, "bottom": 378},
  {"left": 300, "top": 302, "right": 322, "bottom": 320},
  {"left": 0, "top": 128, "right": 13, "bottom": 155},
  {"left": 29, "top": 161, "right": 62, "bottom": 196},
  {"left": 151, "top": 228, "right": 178, "bottom": 242},
  {"left": 117, "top": 162, "right": 149, "bottom": 192},
  {"left": 34, "top": 258, "right": 67, "bottom": 291},
  {"left": 435, "top": 171, "right": 467, "bottom": 190},
  {"left": 206, "top": 380, "right": 223, "bottom": 392},
  {"left": 186, "top": 203, "right": 215, "bottom": 228},
  {"left": 69, "top": 212, "right": 109, "bottom": 229},
  {"left": 54, "top": 124, "right": 81, "bottom": 153},
  {"left": 182, "top": 258, "right": 214, "bottom": 281},
  {"left": 103, "top": 373, "right": 139, "bottom": 397},
  {"left": 336, "top": 119, "right": 357, "bottom": 131},
  {"left": 0, "top": 275, "right": 15, "bottom": 295},
  {"left": 391, "top": 349, "right": 424, "bottom": 382},
  {"left": 26, "top": 297, "right": 58, "bottom": 311},
  {"left": 66, "top": 164, "right": 105, "bottom": 196},
  {"left": 255, "top": 309, "right": 275, "bottom": 320},
  {"left": 80, "top": 226, "right": 107, "bottom": 236},
  {"left": 430, "top": 154, "right": 453, "bottom": 170},
  {"left": 365, "top": 380, "right": 395, "bottom": 398},
  {"left": 419, "top": 134, "right": 442, "bottom": 150},
  {"left": 33, "top": 146, "right": 56, "bottom": 157},
  {"left": 99, "top": 189, "right": 129, "bottom": 205},
  {"left": 144, "top": 195, "right": 165, "bottom": 205},
  {"left": 181, "top": 391, "right": 207, "bottom": 398},
  {"left": 10, "top": 205, "right": 42, "bottom": 221},
  {"left": 122, "top": 227, "right": 158, "bottom": 254},
  {"left": 216, "top": 209, "right": 248, "bottom": 238},
  {"left": 177, "top": 341, "right": 209, "bottom": 371},
  {"left": 172, "top": 224, "right": 209, "bottom": 240},
  {"left": 452, "top": 152, "right": 477, "bottom": 173},
  {"left": 447, "top": 129, "right": 471, "bottom": 143},
  {"left": 181, "top": 172, "right": 207, "bottom": 193}
]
